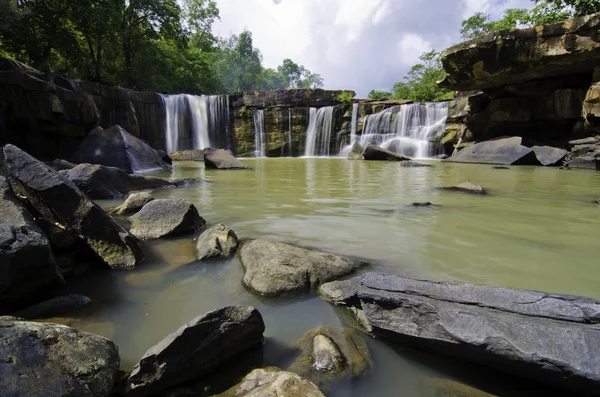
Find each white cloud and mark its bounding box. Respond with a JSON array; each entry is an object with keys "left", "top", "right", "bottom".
[{"left": 212, "top": 0, "right": 534, "bottom": 97}]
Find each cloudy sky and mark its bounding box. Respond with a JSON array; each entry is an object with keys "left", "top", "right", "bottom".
[{"left": 212, "top": 0, "right": 533, "bottom": 97}]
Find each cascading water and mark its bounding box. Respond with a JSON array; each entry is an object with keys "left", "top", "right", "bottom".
[
  {"left": 304, "top": 106, "right": 334, "bottom": 157},
  {"left": 253, "top": 109, "right": 266, "bottom": 157},
  {"left": 282, "top": 108, "right": 293, "bottom": 157},
  {"left": 161, "top": 94, "right": 229, "bottom": 154},
  {"left": 339, "top": 103, "right": 360, "bottom": 156},
  {"left": 353, "top": 102, "right": 448, "bottom": 159}
]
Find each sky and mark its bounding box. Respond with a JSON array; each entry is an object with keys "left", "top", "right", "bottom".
[{"left": 211, "top": 0, "right": 533, "bottom": 97}]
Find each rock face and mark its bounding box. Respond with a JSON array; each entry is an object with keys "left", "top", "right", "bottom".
[
  {"left": 320, "top": 273, "right": 600, "bottom": 394},
  {"left": 347, "top": 141, "right": 364, "bottom": 160},
  {"left": 532, "top": 145, "right": 568, "bottom": 166},
  {"left": 0, "top": 176, "right": 62, "bottom": 314},
  {"left": 204, "top": 149, "right": 248, "bottom": 169},
  {"left": 442, "top": 181, "right": 486, "bottom": 195},
  {"left": 287, "top": 326, "right": 372, "bottom": 388},
  {"left": 169, "top": 149, "right": 214, "bottom": 161},
  {"left": 444, "top": 137, "right": 540, "bottom": 165},
  {"left": 215, "top": 368, "right": 326, "bottom": 397},
  {"left": 112, "top": 192, "right": 155, "bottom": 216},
  {"left": 439, "top": 14, "right": 600, "bottom": 152},
  {"left": 123, "top": 306, "right": 265, "bottom": 397},
  {"left": 70, "top": 125, "right": 170, "bottom": 173},
  {"left": 0, "top": 318, "right": 120, "bottom": 397},
  {"left": 128, "top": 199, "right": 205, "bottom": 240},
  {"left": 362, "top": 144, "right": 411, "bottom": 161},
  {"left": 239, "top": 239, "right": 368, "bottom": 296},
  {"left": 1, "top": 144, "right": 143, "bottom": 269},
  {"left": 67, "top": 163, "right": 173, "bottom": 199},
  {"left": 196, "top": 224, "right": 239, "bottom": 261}
]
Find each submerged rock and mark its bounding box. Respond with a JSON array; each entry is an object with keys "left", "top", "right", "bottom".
[
  {"left": 9, "top": 295, "right": 91, "bottom": 319},
  {"left": 362, "top": 144, "right": 411, "bottom": 161},
  {"left": 423, "top": 378, "right": 496, "bottom": 397},
  {"left": 112, "top": 192, "right": 154, "bottom": 216},
  {"left": 444, "top": 137, "right": 539, "bottom": 166},
  {"left": 567, "top": 156, "right": 600, "bottom": 170},
  {"left": 0, "top": 318, "right": 120, "bottom": 397},
  {"left": 0, "top": 176, "right": 62, "bottom": 314},
  {"left": 67, "top": 163, "right": 175, "bottom": 199},
  {"left": 196, "top": 224, "right": 239, "bottom": 261},
  {"left": 320, "top": 273, "right": 600, "bottom": 394},
  {"left": 0, "top": 144, "right": 143, "bottom": 269},
  {"left": 70, "top": 125, "right": 170, "bottom": 173},
  {"left": 442, "top": 181, "right": 486, "bottom": 195},
  {"left": 123, "top": 306, "right": 265, "bottom": 397},
  {"left": 128, "top": 199, "right": 205, "bottom": 240},
  {"left": 347, "top": 141, "right": 364, "bottom": 160},
  {"left": 532, "top": 146, "right": 568, "bottom": 166},
  {"left": 169, "top": 149, "right": 214, "bottom": 161},
  {"left": 287, "top": 326, "right": 372, "bottom": 388},
  {"left": 492, "top": 166, "right": 510, "bottom": 169},
  {"left": 400, "top": 161, "right": 433, "bottom": 167},
  {"left": 204, "top": 149, "right": 248, "bottom": 169},
  {"left": 215, "top": 368, "right": 325, "bottom": 397},
  {"left": 239, "top": 239, "right": 368, "bottom": 296}
]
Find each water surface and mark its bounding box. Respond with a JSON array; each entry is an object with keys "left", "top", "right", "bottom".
[{"left": 54, "top": 159, "right": 600, "bottom": 396}]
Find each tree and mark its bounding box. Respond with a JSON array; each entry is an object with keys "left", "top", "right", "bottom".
[
  {"left": 460, "top": 9, "right": 529, "bottom": 39},
  {"left": 297, "top": 72, "right": 324, "bottom": 89},
  {"left": 216, "top": 30, "right": 264, "bottom": 92},
  {"left": 368, "top": 90, "right": 392, "bottom": 100},
  {"left": 390, "top": 50, "right": 454, "bottom": 102}
]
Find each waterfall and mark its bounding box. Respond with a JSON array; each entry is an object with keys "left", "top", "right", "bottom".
[
  {"left": 288, "top": 108, "right": 293, "bottom": 156},
  {"left": 304, "top": 106, "right": 334, "bottom": 157},
  {"left": 161, "top": 94, "right": 229, "bottom": 153},
  {"left": 355, "top": 102, "right": 448, "bottom": 159},
  {"left": 350, "top": 103, "right": 359, "bottom": 143},
  {"left": 253, "top": 109, "right": 266, "bottom": 157}
]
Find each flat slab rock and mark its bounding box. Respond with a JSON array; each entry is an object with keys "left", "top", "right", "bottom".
[
  {"left": 204, "top": 149, "right": 248, "bottom": 169},
  {"left": 0, "top": 318, "right": 120, "bottom": 397},
  {"left": 441, "top": 181, "right": 486, "bottom": 195},
  {"left": 239, "top": 239, "right": 368, "bottom": 296},
  {"left": 128, "top": 199, "right": 206, "bottom": 240},
  {"left": 444, "top": 137, "right": 540, "bottom": 166},
  {"left": 362, "top": 144, "right": 411, "bottom": 161},
  {"left": 319, "top": 273, "right": 600, "bottom": 394},
  {"left": 123, "top": 306, "right": 265, "bottom": 397}
]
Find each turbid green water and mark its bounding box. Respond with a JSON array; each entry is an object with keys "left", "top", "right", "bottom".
[{"left": 53, "top": 158, "right": 600, "bottom": 396}]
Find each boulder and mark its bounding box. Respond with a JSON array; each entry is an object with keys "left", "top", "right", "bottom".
[
  {"left": 196, "top": 224, "right": 239, "bottom": 261},
  {"left": 441, "top": 181, "right": 486, "bottom": 195},
  {"left": 67, "top": 163, "right": 173, "bottom": 199},
  {"left": 569, "top": 136, "right": 600, "bottom": 146},
  {"left": 532, "top": 146, "right": 568, "bottom": 166},
  {"left": 347, "top": 142, "right": 364, "bottom": 160},
  {"left": 567, "top": 156, "right": 600, "bottom": 170},
  {"left": 48, "top": 159, "right": 77, "bottom": 171},
  {"left": 1, "top": 144, "right": 143, "bottom": 269},
  {"left": 287, "top": 326, "right": 372, "bottom": 388},
  {"left": 444, "top": 137, "right": 540, "bottom": 165},
  {"left": 0, "top": 176, "right": 62, "bottom": 314},
  {"left": 128, "top": 199, "right": 205, "bottom": 240},
  {"left": 169, "top": 149, "right": 214, "bottom": 161},
  {"left": 0, "top": 318, "right": 120, "bottom": 397},
  {"left": 112, "top": 192, "right": 154, "bottom": 216},
  {"left": 9, "top": 295, "right": 91, "bottom": 319},
  {"left": 239, "top": 239, "right": 368, "bottom": 296},
  {"left": 422, "top": 378, "right": 495, "bottom": 397},
  {"left": 204, "top": 149, "right": 248, "bottom": 169},
  {"left": 123, "top": 306, "right": 265, "bottom": 397},
  {"left": 320, "top": 273, "right": 600, "bottom": 394},
  {"left": 70, "top": 125, "right": 170, "bottom": 173},
  {"left": 439, "top": 13, "right": 600, "bottom": 91},
  {"left": 214, "top": 368, "right": 325, "bottom": 397},
  {"left": 347, "top": 152, "right": 364, "bottom": 160},
  {"left": 362, "top": 144, "right": 411, "bottom": 161}
]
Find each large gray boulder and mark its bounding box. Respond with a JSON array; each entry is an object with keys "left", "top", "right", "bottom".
[
  {"left": 441, "top": 181, "right": 486, "bottom": 195},
  {"left": 169, "top": 149, "right": 215, "bottom": 162},
  {"left": 0, "top": 176, "right": 62, "bottom": 314},
  {"left": 567, "top": 156, "right": 600, "bottom": 170},
  {"left": 204, "top": 149, "right": 248, "bottom": 169},
  {"left": 532, "top": 146, "right": 568, "bottom": 166},
  {"left": 239, "top": 239, "right": 368, "bottom": 296},
  {"left": 362, "top": 144, "right": 411, "bottom": 161},
  {"left": 0, "top": 318, "right": 120, "bottom": 397},
  {"left": 195, "top": 224, "right": 239, "bottom": 261},
  {"left": 214, "top": 368, "right": 325, "bottom": 397},
  {"left": 128, "top": 199, "right": 206, "bottom": 240},
  {"left": 444, "top": 137, "right": 540, "bottom": 165},
  {"left": 67, "top": 163, "right": 175, "bottom": 199},
  {"left": 287, "top": 326, "right": 372, "bottom": 389},
  {"left": 122, "top": 306, "right": 265, "bottom": 397},
  {"left": 319, "top": 273, "right": 600, "bottom": 394},
  {"left": 1, "top": 144, "right": 143, "bottom": 269},
  {"left": 70, "top": 125, "right": 170, "bottom": 173}
]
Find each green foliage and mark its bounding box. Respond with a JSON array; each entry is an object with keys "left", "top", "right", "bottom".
[
  {"left": 368, "top": 90, "right": 392, "bottom": 100},
  {"left": 379, "top": 50, "right": 453, "bottom": 102},
  {"left": 460, "top": 9, "right": 530, "bottom": 39},
  {"left": 0, "top": 0, "right": 325, "bottom": 94},
  {"left": 338, "top": 91, "right": 354, "bottom": 104}
]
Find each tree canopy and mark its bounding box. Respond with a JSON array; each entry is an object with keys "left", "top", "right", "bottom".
[{"left": 0, "top": 0, "right": 324, "bottom": 94}]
